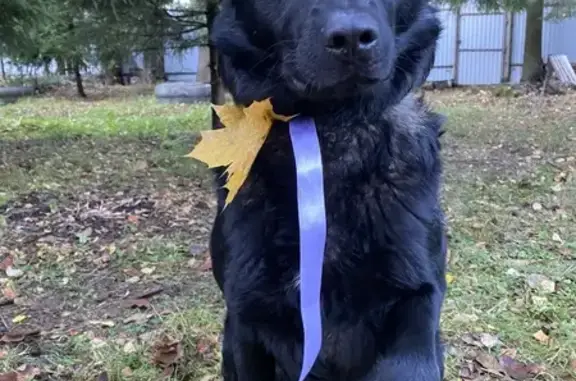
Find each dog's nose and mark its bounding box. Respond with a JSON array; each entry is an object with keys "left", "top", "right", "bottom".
[{"left": 324, "top": 11, "right": 379, "bottom": 54}]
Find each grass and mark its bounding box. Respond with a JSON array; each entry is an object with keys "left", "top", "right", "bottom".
[
  {"left": 0, "top": 86, "right": 575, "bottom": 380},
  {"left": 433, "top": 89, "right": 576, "bottom": 379}
]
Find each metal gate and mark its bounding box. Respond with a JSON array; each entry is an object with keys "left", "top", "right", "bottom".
[{"left": 455, "top": 4, "right": 508, "bottom": 85}]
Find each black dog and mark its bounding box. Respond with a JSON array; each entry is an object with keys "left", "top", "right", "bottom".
[{"left": 208, "top": 0, "right": 447, "bottom": 380}]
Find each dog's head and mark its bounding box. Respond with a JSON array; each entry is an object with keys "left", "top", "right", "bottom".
[{"left": 212, "top": 0, "right": 441, "bottom": 111}]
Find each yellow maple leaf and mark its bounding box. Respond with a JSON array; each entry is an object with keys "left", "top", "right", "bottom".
[
  {"left": 12, "top": 314, "right": 27, "bottom": 324},
  {"left": 188, "top": 98, "right": 295, "bottom": 206}
]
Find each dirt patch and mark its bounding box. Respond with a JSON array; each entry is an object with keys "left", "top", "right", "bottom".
[
  {"left": 0, "top": 179, "right": 219, "bottom": 377},
  {"left": 1, "top": 186, "right": 214, "bottom": 253}
]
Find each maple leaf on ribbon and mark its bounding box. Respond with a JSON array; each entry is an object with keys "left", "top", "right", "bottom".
[{"left": 188, "top": 98, "right": 295, "bottom": 206}]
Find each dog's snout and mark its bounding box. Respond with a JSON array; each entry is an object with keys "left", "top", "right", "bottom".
[{"left": 324, "top": 12, "right": 379, "bottom": 54}]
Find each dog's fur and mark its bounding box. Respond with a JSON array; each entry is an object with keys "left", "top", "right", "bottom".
[{"left": 208, "top": 0, "right": 447, "bottom": 380}]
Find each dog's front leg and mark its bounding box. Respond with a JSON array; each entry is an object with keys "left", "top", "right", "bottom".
[
  {"left": 222, "top": 313, "right": 277, "bottom": 381},
  {"left": 369, "top": 288, "right": 444, "bottom": 381}
]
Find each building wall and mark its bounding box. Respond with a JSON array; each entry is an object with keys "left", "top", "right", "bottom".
[
  {"left": 428, "top": 3, "right": 576, "bottom": 85},
  {"left": 456, "top": 3, "right": 507, "bottom": 85},
  {"left": 427, "top": 7, "right": 458, "bottom": 82},
  {"left": 164, "top": 47, "right": 199, "bottom": 82}
]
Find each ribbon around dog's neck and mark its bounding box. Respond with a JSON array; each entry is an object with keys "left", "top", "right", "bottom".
[
  {"left": 187, "top": 104, "right": 326, "bottom": 380},
  {"left": 289, "top": 117, "right": 326, "bottom": 381}
]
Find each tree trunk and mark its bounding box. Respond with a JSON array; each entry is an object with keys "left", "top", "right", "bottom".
[
  {"left": 521, "top": 0, "right": 545, "bottom": 83},
  {"left": 208, "top": 44, "right": 225, "bottom": 105},
  {"left": 115, "top": 64, "right": 126, "bottom": 86},
  {"left": 74, "top": 60, "right": 86, "bottom": 98},
  {"left": 56, "top": 57, "right": 67, "bottom": 75},
  {"left": 66, "top": 59, "right": 75, "bottom": 76},
  {"left": 143, "top": 46, "right": 165, "bottom": 84},
  {"left": 0, "top": 57, "right": 6, "bottom": 81},
  {"left": 207, "top": 0, "right": 226, "bottom": 127},
  {"left": 103, "top": 68, "right": 115, "bottom": 85}
]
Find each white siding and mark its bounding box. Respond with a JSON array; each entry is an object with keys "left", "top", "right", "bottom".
[
  {"left": 429, "top": 3, "right": 576, "bottom": 85},
  {"left": 428, "top": 7, "right": 458, "bottom": 81}
]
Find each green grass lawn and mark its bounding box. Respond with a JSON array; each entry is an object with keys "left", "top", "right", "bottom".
[{"left": 0, "top": 87, "right": 575, "bottom": 380}]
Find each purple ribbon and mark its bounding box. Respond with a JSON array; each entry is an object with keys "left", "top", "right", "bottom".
[{"left": 289, "top": 117, "right": 326, "bottom": 381}]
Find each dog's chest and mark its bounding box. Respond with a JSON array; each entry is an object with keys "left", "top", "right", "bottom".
[
  {"left": 229, "top": 118, "right": 438, "bottom": 310},
  {"left": 259, "top": 315, "right": 381, "bottom": 379}
]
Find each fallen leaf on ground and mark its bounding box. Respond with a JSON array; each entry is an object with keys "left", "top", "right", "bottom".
[
  {"left": 16, "top": 366, "right": 40, "bottom": 380},
  {"left": 90, "top": 320, "right": 115, "bottom": 328},
  {"left": 0, "top": 329, "right": 40, "bottom": 343},
  {"left": 479, "top": 333, "right": 500, "bottom": 348},
  {"left": 551, "top": 232, "right": 563, "bottom": 243},
  {"left": 151, "top": 336, "right": 183, "bottom": 368},
  {"left": 196, "top": 335, "right": 219, "bottom": 356},
  {"left": 122, "top": 298, "right": 150, "bottom": 309},
  {"left": 554, "top": 171, "right": 569, "bottom": 183},
  {"left": 161, "top": 366, "right": 175, "bottom": 378},
  {"left": 68, "top": 329, "right": 80, "bottom": 336},
  {"left": 197, "top": 340, "right": 210, "bottom": 354},
  {"left": 499, "top": 355, "right": 545, "bottom": 380},
  {"left": 5, "top": 266, "right": 23, "bottom": 278},
  {"left": 126, "top": 276, "right": 140, "bottom": 284},
  {"left": 500, "top": 347, "right": 517, "bottom": 358},
  {"left": 93, "top": 254, "right": 111, "bottom": 267},
  {"left": 570, "top": 359, "right": 576, "bottom": 372},
  {"left": 558, "top": 247, "right": 573, "bottom": 257},
  {"left": 100, "top": 254, "right": 111, "bottom": 263},
  {"left": 461, "top": 333, "right": 480, "bottom": 346},
  {"left": 2, "top": 287, "right": 16, "bottom": 300},
  {"left": 123, "top": 341, "right": 137, "bottom": 354},
  {"left": 462, "top": 332, "right": 501, "bottom": 349},
  {"left": 123, "top": 312, "right": 150, "bottom": 325},
  {"left": 533, "top": 329, "right": 550, "bottom": 344},
  {"left": 526, "top": 274, "right": 555, "bottom": 293},
  {"left": 0, "top": 365, "right": 41, "bottom": 381},
  {"left": 531, "top": 295, "right": 548, "bottom": 306},
  {"left": 188, "top": 245, "right": 207, "bottom": 257},
  {"left": 91, "top": 337, "right": 107, "bottom": 348},
  {"left": 506, "top": 268, "right": 521, "bottom": 277},
  {"left": 445, "top": 273, "right": 455, "bottom": 284},
  {"left": 0, "top": 256, "right": 14, "bottom": 271},
  {"left": 199, "top": 256, "right": 212, "bottom": 271},
  {"left": 123, "top": 268, "right": 140, "bottom": 277},
  {"left": 0, "top": 373, "right": 18, "bottom": 381},
  {"left": 141, "top": 267, "right": 155, "bottom": 275},
  {"left": 12, "top": 315, "right": 27, "bottom": 324},
  {"left": 121, "top": 368, "right": 133, "bottom": 377},
  {"left": 475, "top": 352, "right": 502, "bottom": 375},
  {"left": 459, "top": 361, "right": 476, "bottom": 379}
]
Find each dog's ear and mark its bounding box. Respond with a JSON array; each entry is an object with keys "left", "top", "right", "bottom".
[
  {"left": 210, "top": 0, "right": 296, "bottom": 110},
  {"left": 210, "top": 3, "right": 269, "bottom": 70},
  {"left": 389, "top": 5, "right": 441, "bottom": 103},
  {"left": 210, "top": 1, "right": 273, "bottom": 105}
]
